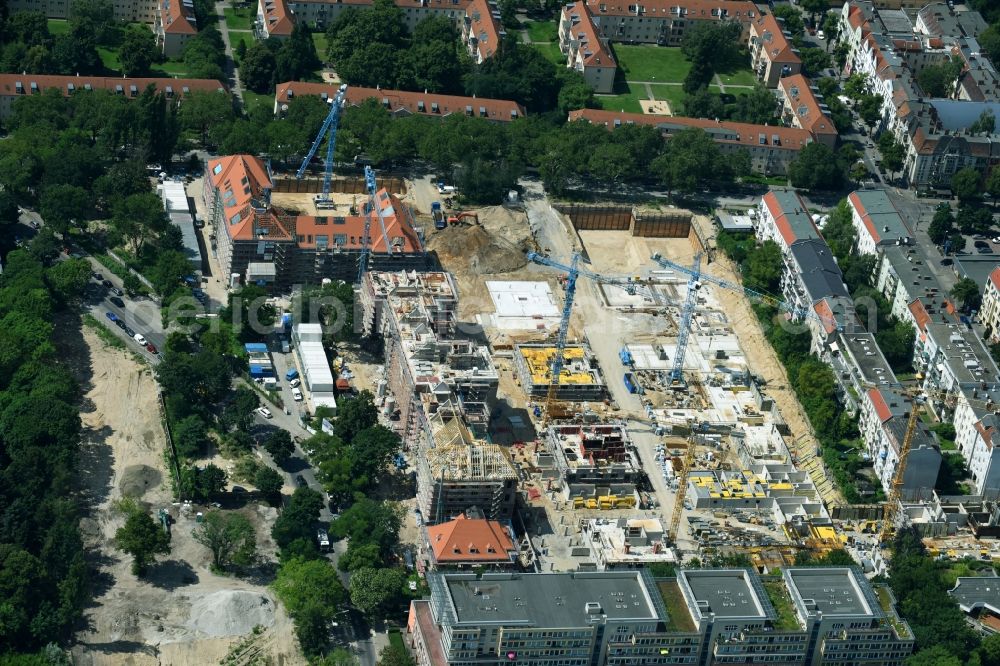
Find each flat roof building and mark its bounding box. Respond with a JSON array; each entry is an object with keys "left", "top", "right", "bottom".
[
  {"left": 513, "top": 344, "right": 606, "bottom": 401},
  {"left": 544, "top": 423, "right": 642, "bottom": 501},
  {"left": 292, "top": 323, "right": 337, "bottom": 412}
]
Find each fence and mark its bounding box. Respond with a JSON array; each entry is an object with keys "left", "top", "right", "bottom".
[
  {"left": 272, "top": 175, "right": 408, "bottom": 195},
  {"left": 555, "top": 204, "right": 693, "bottom": 238},
  {"left": 106, "top": 250, "right": 160, "bottom": 301}
]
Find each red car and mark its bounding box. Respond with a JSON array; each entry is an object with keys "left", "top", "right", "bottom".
[{"left": 145, "top": 342, "right": 158, "bottom": 354}]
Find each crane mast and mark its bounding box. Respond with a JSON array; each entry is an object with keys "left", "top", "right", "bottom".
[{"left": 296, "top": 84, "right": 347, "bottom": 210}]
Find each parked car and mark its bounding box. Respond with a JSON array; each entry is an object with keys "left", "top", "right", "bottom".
[
  {"left": 978, "top": 246, "right": 994, "bottom": 254},
  {"left": 295, "top": 474, "right": 308, "bottom": 488},
  {"left": 92, "top": 272, "right": 104, "bottom": 281},
  {"left": 110, "top": 296, "right": 125, "bottom": 308},
  {"left": 133, "top": 333, "right": 147, "bottom": 346},
  {"left": 289, "top": 378, "right": 301, "bottom": 388},
  {"left": 292, "top": 388, "right": 303, "bottom": 402},
  {"left": 115, "top": 319, "right": 127, "bottom": 330},
  {"left": 110, "top": 286, "right": 124, "bottom": 296},
  {"left": 124, "top": 325, "right": 135, "bottom": 337},
  {"left": 256, "top": 406, "right": 272, "bottom": 419},
  {"left": 975, "top": 240, "right": 989, "bottom": 248},
  {"left": 146, "top": 342, "right": 158, "bottom": 354},
  {"left": 940, "top": 258, "right": 954, "bottom": 266},
  {"left": 105, "top": 311, "right": 118, "bottom": 322}
]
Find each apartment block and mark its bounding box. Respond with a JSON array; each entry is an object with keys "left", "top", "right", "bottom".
[
  {"left": 286, "top": 0, "right": 470, "bottom": 32},
  {"left": 275, "top": 81, "right": 525, "bottom": 122},
  {"left": 859, "top": 388, "right": 941, "bottom": 499},
  {"left": 569, "top": 110, "right": 816, "bottom": 176},
  {"left": 0, "top": 74, "right": 225, "bottom": 120},
  {"left": 845, "top": 189, "right": 912, "bottom": 256},
  {"left": 154, "top": 0, "right": 197, "bottom": 56},
  {"left": 202, "top": 155, "right": 427, "bottom": 289},
  {"left": 980, "top": 267, "right": 1000, "bottom": 341},
  {"left": 462, "top": 0, "right": 503, "bottom": 63},
  {"left": 749, "top": 14, "right": 801, "bottom": 87},
  {"left": 575, "top": 0, "right": 757, "bottom": 47},
  {"left": 777, "top": 75, "right": 837, "bottom": 147},
  {"left": 9, "top": 0, "right": 157, "bottom": 23},
  {"left": 686, "top": 464, "right": 830, "bottom": 524},
  {"left": 558, "top": 1, "right": 616, "bottom": 93},
  {"left": 422, "top": 513, "right": 518, "bottom": 569},
  {"left": 257, "top": 0, "right": 295, "bottom": 38},
  {"left": 822, "top": 330, "right": 898, "bottom": 415},
  {"left": 952, "top": 394, "right": 1000, "bottom": 497},
  {"left": 407, "top": 568, "right": 913, "bottom": 666}
]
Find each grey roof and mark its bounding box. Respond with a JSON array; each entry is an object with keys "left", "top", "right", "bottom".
[
  {"left": 927, "top": 100, "right": 1000, "bottom": 133},
  {"left": 838, "top": 332, "right": 898, "bottom": 388},
  {"left": 850, "top": 189, "right": 910, "bottom": 244},
  {"left": 789, "top": 239, "right": 849, "bottom": 302},
  {"left": 716, "top": 210, "right": 754, "bottom": 233},
  {"left": 881, "top": 245, "right": 949, "bottom": 313},
  {"left": 768, "top": 189, "right": 821, "bottom": 244},
  {"left": 441, "top": 571, "right": 661, "bottom": 626},
  {"left": 876, "top": 8, "right": 913, "bottom": 35},
  {"left": 950, "top": 576, "right": 1000, "bottom": 614},
  {"left": 918, "top": 3, "right": 988, "bottom": 38},
  {"left": 924, "top": 322, "right": 1000, "bottom": 386},
  {"left": 885, "top": 416, "right": 937, "bottom": 455},
  {"left": 953, "top": 255, "right": 1000, "bottom": 292},
  {"left": 785, "top": 568, "right": 875, "bottom": 618},
  {"left": 680, "top": 570, "right": 768, "bottom": 619}
]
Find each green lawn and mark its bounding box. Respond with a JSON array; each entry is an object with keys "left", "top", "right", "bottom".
[
  {"left": 312, "top": 32, "right": 328, "bottom": 59},
  {"left": 223, "top": 7, "right": 255, "bottom": 31},
  {"left": 648, "top": 84, "right": 685, "bottom": 113},
  {"left": 97, "top": 46, "right": 121, "bottom": 73},
  {"left": 242, "top": 90, "right": 273, "bottom": 115},
  {"left": 47, "top": 18, "right": 70, "bottom": 35},
  {"left": 525, "top": 19, "right": 558, "bottom": 43},
  {"left": 614, "top": 45, "right": 691, "bottom": 83},
  {"left": 233, "top": 33, "right": 252, "bottom": 63},
  {"left": 151, "top": 59, "right": 189, "bottom": 77},
  {"left": 717, "top": 68, "right": 758, "bottom": 87},
  {"left": 534, "top": 42, "right": 565, "bottom": 65},
  {"left": 595, "top": 85, "right": 645, "bottom": 114}
]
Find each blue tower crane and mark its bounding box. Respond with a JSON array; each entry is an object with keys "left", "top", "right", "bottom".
[
  {"left": 296, "top": 84, "right": 348, "bottom": 209},
  {"left": 650, "top": 251, "right": 841, "bottom": 331},
  {"left": 670, "top": 253, "right": 702, "bottom": 385},
  {"left": 526, "top": 251, "right": 652, "bottom": 418},
  {"left": 357, "top": 165, "right": 394, "bottom": 283}
]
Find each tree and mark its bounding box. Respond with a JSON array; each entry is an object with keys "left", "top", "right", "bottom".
[
  {"left": 952, "top": 167, "right": 982, "bottom": 203},
  {"left": 981, "top": 23, "right": 1000, "bottom": 67},
  {"left": 338, "top": 542, "right": 384, "bottom": 572},
  {"left": 264, "top": 429, "right": 295, "bottom": 465},
  {"left": 799, "top": 47, "right": 831, "bottom": 77},
  {"left": 917, "top": 58, "right": 962, "bottom": 98},
  {"left": 193, "top": 511, "right": 257, "bottom": 570},
  {"left": 115, "top": 506, "right": 170, "bottom": 576},
  {"left": 799, "top": 0, "right": 827, "bottom": 24},
  {"left": 109, "top": 192, "right": 169, "bottom": 255},
  {"left": 255, "top": 466, "right": 284, "bottom": 499},
  {"left": 772, "top": 5, "right": 804, "bottom": 37},
  {"left": 45, "top": 258, "right": 91, "bottom": 302},
  {"left": 180, "top": 90, "right": 235, "bottom": 146},
  {"left": 334, "top": 390, "right": 379, "bottom": 441},
  {"left": 743, "top": 241, "right": 782, "bottom": 293},
  {"left": 989, "top": 167, "right": 1000, "bottom": 206},
  {"left": 349, "top": 567, "right": 406, "bottom": 619},
  {"left": 730, "top": 85, "right": 780, "bottom": 124},
  {"left": 39, "top": 184, "right": 90, "bottom": 234},
  {"left": 377, "top": 643, "right": 416, "bottom": 666},
  {"left": 652, "top": 127, "right": 732, "bottom": 194},
  {"left": 588, "top": 143, "right": 635, "bottom": 189},
  {"left": 905, "top": 646, "right": 963, "bottom": 666},
  {"left": 970, "top": 109, "right": 996, "bottom": 135},
  {"left": 928, "top": 204, "right": 954, "bottom": 244},
  {"left": 274, "top": 21, "right": 320, "bottom": 83},
  {"left": 172, "top": 414, "right": 209, "bottom": 458},
  {"left": 680, "top": 20, "right": 743, "bottom": 74},
  {"left": 844, "top": 73, "right": 868, "bottom": 100},
  {"left": 788, "top": 142, "right": 844, "bottom": 190},
  {"left": 977, "top": 633, "right": 1000, "bottom": 666},
  {"left": 272, "top": 487, "right": 324, "bottom": 550},
  {"left": 951, "top": 277, "right": 982, "bottom": 312},
  {"left": 272, "top": 557, "right": 348, "bottom": 656},
  {"left": 118, "top": 24, "right": 157, "bottom": 76},
  {"left": 330, "top": 498, "right": 402, "bottom": 557}
]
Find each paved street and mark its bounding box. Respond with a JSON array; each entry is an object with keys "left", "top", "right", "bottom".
[{"left": 215, "top": 1, "right": 246, "bottom": 106}]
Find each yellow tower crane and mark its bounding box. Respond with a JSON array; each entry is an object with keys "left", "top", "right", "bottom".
[{"left": 669, "top": 436, "right": 698, "bottom": 545}]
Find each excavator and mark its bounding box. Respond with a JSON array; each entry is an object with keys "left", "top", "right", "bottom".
[{"left": 447, "top": 212, "right": 480, "bottom": 226}]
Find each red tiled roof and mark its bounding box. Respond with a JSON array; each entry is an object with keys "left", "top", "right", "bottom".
[
  {"left": 426, "top": 515, "right": 515, "bottom": 563},
  {"left": 584, "top": 0, "right": 757, "bottom": 22},
  {"left": 779, "top": 74, "right": 836, "bottom": 139},
  {"left": 908, "top": 299, "right": 932, "bottom": 332},
  {"left": 846, "top": 4, "right": 867, "bottom": 32},
  {"left": 160, "top": 0, "right": 197, "bottom": 34},
  {"left": 295, "top": 190, "right": 423, "bottom": 254},
  {"left": 275, "top": 81, "right": 526, "bottom": 121},
  {"left": 751, "top": 14, "right": 801, "bottom": 65},
  {"left": 0, "top": 74, "right": 225, "bottom": 98},
  {"left": 990, "top": 266, "right": 1000, "bottom": 293},
  {"left": 292, "top": 0, "right": 473, "bottom": 7},
  {"left": 563, "top": 1, "right": 615, "bottom": 67},
  {"left": 976, "top": 419, "right": 996, "bottom": 450},
  {"left": 867, "top": 388, "right": 893, "bottom": 422},
  {"left": 466, "top": 0, "right": 502, "bottom": 61},
  {"left": 813, "top": 299, "right": 838, "bottom": 334},
  {"left": 847, "top": 190, "right": 909, "bottom": 244},
  {"left": 207, "top": 154, "right": 273, "bottom": 241},
  {"left": 759, "top": 190, "right": 816, "bottom": 247},
  {"left": 567, "top": 109, "right": 814, "bottom": 151},
  {"left": 260, "top": 0, "right": 295, "bottom": 36}
]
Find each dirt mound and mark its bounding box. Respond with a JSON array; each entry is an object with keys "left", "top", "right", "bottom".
[
  {"left": 427, "top": 206, "right": 534, "bottom": 274},
  {"left": 119, "top": 464, "right": 162, "bottom": 498},
  {"left": 187, "top": 590, "right": 276, "bottom": 637}
]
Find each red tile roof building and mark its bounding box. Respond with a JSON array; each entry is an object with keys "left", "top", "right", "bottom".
[
  {"left": 258, "top": 0, "right": 296, "bottom": 38},
  {"left": 274, "top": 81, "right": 525, "bottom": 121},
  {"left": 202, "top": 154, "right": 426, "bottom": 288},
  {"left": 558, "top": 1, "right": 617, "bottom": 93},
  {"left": 0, "top": 74, "right": 226, "bottom": 120},
  {"left": 981, "top": 267, "right": 1000, "bottom": 342},
  {"left": 424, "top": 514, "right": 517, "bottom": 568},
  {"left": 286, "top": 0, "right": 471, "bottom": 33},
  {"left": 568, "top": 108, "right": 814, "bottom": 176},
  {"left": 749, "top": 14, "right": 801, "bottom": 87},
  {"left": 462, "top": 0, "right": 504, "bottom": 63},
  {"left": 777, "top": 75, "right": 838, "bottom": 148},
  {"left": 154, "top": 0, "right": 198, "bottom": 56}
]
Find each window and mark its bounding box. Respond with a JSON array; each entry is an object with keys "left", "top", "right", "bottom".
[{"left": 213, "top": 164, "right": 223, "bottom": 175}]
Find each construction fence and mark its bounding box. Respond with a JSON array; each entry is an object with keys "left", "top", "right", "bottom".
[
  {"left": 272, "top": 175, "right": 408, "bottom": 195},
  {"left": 555, "top": 204, "right": 692, "bottom": 238}
]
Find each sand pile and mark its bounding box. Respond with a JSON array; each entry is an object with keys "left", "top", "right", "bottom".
[
  {"left": 119, "top": 464, "right": 162, "bottom": 498},
  {"left": 187, "top": 591, "right": 276, "bottom": 637},
  {"left": 427, "top": 206, "right": 535, "bottom": 274}
]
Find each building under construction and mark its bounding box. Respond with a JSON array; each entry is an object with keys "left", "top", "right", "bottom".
[
  {"left": 417, "top": 404, "right": 518, "bottom": 524},
  {"left": 513, "top": 343, "right": 607, "bottom": 402},
  {"left": 362, "top": 270, "right": 512, "bottom": 524},
  {"left": 360, "top": 271, "right": 499, "bottom": 447},
  {"left": 540, "top": 423, "right": 642, "bottom": 502}
]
